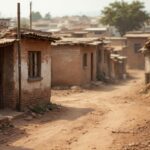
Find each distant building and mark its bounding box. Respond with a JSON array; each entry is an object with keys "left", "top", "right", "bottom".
[
  {"left": 33, "top": 20, "right": 50, "bottom": 31},
  {"left": 32, "top": 20, "right": 59, "bottom": 32},
  {"left": 0, "top": 18, "right": 11, "bottom": 30},
  {"left": 124, "top": 32, "right": 150, "bottom": 69},
  {"left": 97, "top": 44, "right": 127, "bottom": 81},
  {"left": 84, "top": 27, "right": 108, "bottom": 37},
  {"left": 106, "top": 37, "right": 127, "bottom": 55}
]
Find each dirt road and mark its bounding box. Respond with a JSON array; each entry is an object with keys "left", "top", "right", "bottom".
[{"left": 1, "top": 70, "right": 150, "bottom": 150}]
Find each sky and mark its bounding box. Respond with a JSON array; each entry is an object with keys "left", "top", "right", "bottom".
[{"left": 0, "top": 0, "right": 150, "bottom": 18}]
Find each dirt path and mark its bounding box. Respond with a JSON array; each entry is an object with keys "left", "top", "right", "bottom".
[{"left": 0, "top": 70, "right": 150, "bottom": 150}]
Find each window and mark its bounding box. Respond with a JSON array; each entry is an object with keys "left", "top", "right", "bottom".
[
  {"left": 28, "top": 51, "right": 41, "bottom": 79},
  {"left": 134, "top": 43, "right": 142, "bottom": 53},
  {"left": 83, "top": 53, "right": 87, "bottom": 67}
]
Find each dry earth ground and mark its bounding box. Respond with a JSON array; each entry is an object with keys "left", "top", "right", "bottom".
[{"left": 0, "top": 70, "right": 150, "bottom": 150}]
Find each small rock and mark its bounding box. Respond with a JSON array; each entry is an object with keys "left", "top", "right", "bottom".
[{"left": 31, "top": 112, "right": 37, "bottom": 118}]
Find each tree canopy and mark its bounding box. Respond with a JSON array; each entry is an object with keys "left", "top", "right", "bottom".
[
  {"left": 100, "top": 1, "right": 150, "bottom": 36},
  {"left": 44, "top": 12, "right": 51, "bottom": 20},
  {"left": 32, "top": 11, "right": 42, "bottom": 21}
]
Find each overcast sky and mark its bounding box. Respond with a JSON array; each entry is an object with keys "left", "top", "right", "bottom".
[{"left": 0, "top": 0, "right": 150, "bottom": 18}]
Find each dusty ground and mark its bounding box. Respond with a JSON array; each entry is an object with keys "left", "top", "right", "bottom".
[{"left": 0, "top": 70, "right": 150, "bottom": 150}]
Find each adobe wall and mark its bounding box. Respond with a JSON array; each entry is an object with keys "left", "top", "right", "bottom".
[
  {"left": 97, "top": 46, "right": 111, "bottom": 80},
  {"left": 51, "top": 45, "right": 97, "bottom": 86},
  {"left": 80, "top": 45, "right": 97, "bottom": 84},
  {"left": 110, "top": 38, "right": 126, "bottom": 46},
  {"left": 126, "top": 37, "right": 147, "bottom": 69},
  {"left": 110, "top": 59, "right": 127, "bottom": 80},
  {"left": 51, "top": 45, "right": 82, "bottom": 86},
  {"left": 14, "top": 39, "right": 51, "bottom": 110}
]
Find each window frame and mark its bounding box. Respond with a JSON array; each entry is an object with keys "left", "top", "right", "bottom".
[{"left": 28, "top": 51, "right": 42, "bottom": 81}]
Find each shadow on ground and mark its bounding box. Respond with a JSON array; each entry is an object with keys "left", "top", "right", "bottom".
[
  {"left": 0, "top": 105, "right": 94, "bottom": 149},
  {"left": 0, "top": 145, "right": 33, "bottom": 150},
  {"left": 87, "top": 71, "right": 144, "bottom": 92}
]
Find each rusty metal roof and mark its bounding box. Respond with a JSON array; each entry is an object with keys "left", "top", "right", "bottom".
[
  {"left": 0, "top": 38, "right": 16, "bottom": 47},
  {"left": 21, "top": 31, "right": 60, "bottom": 42},
  {"left": 0, "top": 28, "right": 60, "bottom": 42}
]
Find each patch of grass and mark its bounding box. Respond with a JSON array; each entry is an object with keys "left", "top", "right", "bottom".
[{"left": 29, "top": 102, "right": 59, "bottom": 114}]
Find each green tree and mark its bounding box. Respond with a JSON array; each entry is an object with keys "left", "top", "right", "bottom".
[
  {"left": 44, "top": 12, "right": 51, "bottom": 20},
  {"left": 32, "top": 11, "right": 42, "bottom": 21},
  {"left": 100, "top": 1, "right": 149, "bottom": 36}
]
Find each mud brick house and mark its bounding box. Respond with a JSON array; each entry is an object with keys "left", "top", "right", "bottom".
[
  {"left": 0, "top": 18, "right": 11, "bottom": 30},
  {"left": 106, "top": 37, "right": 127, "bottom": 56},
  {"left": 0, "top": 29, "right": 58, "bottom": 110},
  {"left": 51, "top": 38, "right": 102, "bottom": 86},
  {"left": 125, "top": 32, "right": 150, "bottom": 69},
  {"left": 97, "top": 42, "right": 127, "bottom": 81},
  {"left": 140, "top": 40, "right": 150, "bottom": 84},
  {"left": 110, "top": 54, "right": 127, "bottom": 80},
  {"left": 97, "top": 43, "right": 112, "bottom": 81},
  {"left": 84, "top": 27, "right": 109, "bottom": 37}
]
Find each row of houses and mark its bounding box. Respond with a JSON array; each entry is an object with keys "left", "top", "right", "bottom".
[
  {"left": 51, "top": 37, "right": 127, "bottom": 86},
  {"left": 106, "top": 32, "right": 150, "bottom": 70},
  {"left": 0, "top": 28, "right": 127, "bottom": 111},
  {"left": 50, "top": 30, "right": 150, "bottom": 71}
]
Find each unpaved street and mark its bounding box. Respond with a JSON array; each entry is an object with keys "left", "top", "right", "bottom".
[{"left": 1, "top": 70, "right": 150, "bottom": 150}]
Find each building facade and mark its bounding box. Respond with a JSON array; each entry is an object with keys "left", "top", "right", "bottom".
[
  {"left": 0, "top": 29, "right": 57, "bottom": 110},
  {"left": 125, "top": 33, "right": 150, "bottom": 69},
  {"left": 51, "top": 38, "right": 98, "bottom": 86}
]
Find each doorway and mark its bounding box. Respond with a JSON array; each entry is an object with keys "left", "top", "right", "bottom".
[
  {"left": 91, "top": 53, "right": 94, "bottom": 81},
  {"left": 0, "top": 49, "right": 4, "bottom": 109}
]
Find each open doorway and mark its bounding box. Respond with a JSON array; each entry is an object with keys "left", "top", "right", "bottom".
[
  {"left": 0, "top": 49, "right": 4, "bottom": 109},
  {"left": 91, "top": 53, "right": 94, "bottom": 81},
  {"left": 0, "top": 45, "right": 14, "bottom": 109}
]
